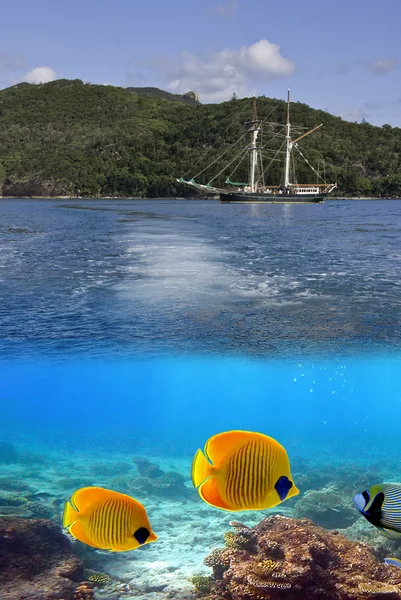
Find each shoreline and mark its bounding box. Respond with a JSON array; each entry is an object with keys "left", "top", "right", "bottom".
[{"left": 0, "top": 195, "right": 400, "bottom": 201}]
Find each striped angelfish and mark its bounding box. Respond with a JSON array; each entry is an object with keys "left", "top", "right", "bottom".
[
  {"left": 191, "top": 430, "right": 299, "bottom": 511},
  {"left": 353, "top": 483, "right": 401, "bottom": 535},
  {"left": 63, "top": 486, "right": 157, "bottom": 551}
]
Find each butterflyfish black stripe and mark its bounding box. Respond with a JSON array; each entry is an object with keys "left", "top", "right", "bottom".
[
  {"left": 121, "top": 500, "right": 128, "bottom": 544},
  {"left": 242, "top": 443, "right": 250, "bottom": 507},
  {"left": 269, "top": 443, "right": 275, "bottom": 491},
  {"left": 248, "top": 440, "right": 255, "bottom": 506},
  {"left": 249, "top": 440, "right": 257, "bottom": 507},
  {"left": 260, "top": 442, "right": 267, "bottom": 504},
  {"left": 116, "top": 500, "right": 123, "bottom": 547},
  {"left": 254, "top": 440, "right": 261, "bottom": 506},
  {"left": 257, "top": 440, "right": 263, "bottom": 505},
  {"left": 118, "top": 500, "right": 125, "bottom": 546},
  {"left": 97, "top": 501, "right": 106, "bottom": 547},
  {"left": 129, "top": 501, "right": 136, "bottom": 534},
  {"left": 226, "top": 455, "right": 234, "bottom": 507},
  {"left": 248, "top": 440, "right": 255, "bottom": 507},
  {"left": 233, "top": 445, "right": 242, "bottom": 508},
  {"left": 264, "top": 441, "right": 271, "bottom": 489},
  {"left": 242, "top": 443, "right": 251, "bottom": 507},
  {"left": 235, "top": 445, "right": 244, "bottom": 508},
  {"left": 250, "top": 439, "right": 257, "bottom": 507},
  {"left": 105, "top": 499, "right": 113, "bottom": 547},
  {"left": 226, "top": 455, "right": 235, "bottom": 506},
  {"left": 90, "top": 505, "right": 99, "bottom": 545},
  {"left": 258, "top": 440, "right": 264, "bottom": 505},
  {"left": 112, "top": 499, "right": 119, "bottom": 547},
  {"left": 102, "top": 499, "right": 109, "bottom": 545},
  {"left": 237, "top": 444, "right": 246, "bottom": 508},
  {"left": 112, "top": 499, "right": 119, "bottom": 548}
]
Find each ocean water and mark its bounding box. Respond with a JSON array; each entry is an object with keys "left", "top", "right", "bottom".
[{"left": 1, "top": 198, "right": 401, "bottom": 597}]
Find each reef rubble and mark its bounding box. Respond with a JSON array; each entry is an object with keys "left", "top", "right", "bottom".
[
  {"left": 0, "top": 516, "right": 92, "bottom": 600},
  {"left": 197, "top": 515, "right": 401, "bottom": 599}
]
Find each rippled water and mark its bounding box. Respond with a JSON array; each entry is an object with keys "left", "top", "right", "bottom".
[
  {"left": 2, "top": 198, "right": 401, "bottom": 599},
  {"left": 1, "top": 198, "right": 400, "bottom": 359}
]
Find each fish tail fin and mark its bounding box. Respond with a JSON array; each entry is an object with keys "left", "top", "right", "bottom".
[
  {"left": 199, "top": 477, "right": 231, "bottom": 510},
  {"left": 69, "top": 520, "right": 97, "bottom": 548},
  {"left": 63, "top": 500, "right": 79, "bottom": 528},
  {"left": 191, "top": 448, "right": 213, "bottom": 488}
]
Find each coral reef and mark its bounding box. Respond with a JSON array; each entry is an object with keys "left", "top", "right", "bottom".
[
  {"left": 0, "top": 489, "right": 59, "bottom": 520},
  {"left": 0, "top": 477, "right": 32, "bottom": 492},
  {"left": 74, "top": 582, "right": 95, "bottom": 599},
  {"left": 56, "top": 477, "right": 88, "bottom": 491},
  {"left": 224, "top": 521, "right": 258, "bottom": 553},
  {"left": 191, "top": 574, "right": 212, "bottom": 594},
  {"left": 132, "top": 467, "right": 192, "bottom": 500},
  {"left": 294, "top": 462, "right": 383, "bottom": 497},
  {"left": 0, "top": 516, "right": 86, "bottom": 599},
  {"left": 133, "top": 456, "right": 164, "bottom": 479},
  {"left": 85, "top": 569, "right": 113, "bottom": 585},
  {"left": 292, "top": 487, "right": 358, "bottom": 529},
  {"left": 198, "top": 515, "right": 401, "bottom": 599},
  {"left": 91, "top": 461, "right": 131, "bottom": 477},
  {"left": 339, "top": 516, "right": 401, "bottom": 560}
]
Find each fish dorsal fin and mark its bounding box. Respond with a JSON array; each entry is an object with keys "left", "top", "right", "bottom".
[
  {"left": 70, "top": 486, "right": 120, "bottom": 514},
  {"left": 204, "top": 430, "right": 259, "bottom": 466}
]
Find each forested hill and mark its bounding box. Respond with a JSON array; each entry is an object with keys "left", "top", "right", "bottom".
[{"left": 0, "top": 78, "right": 400, "bottom": 198}]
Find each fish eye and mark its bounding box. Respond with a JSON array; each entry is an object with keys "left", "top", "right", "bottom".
[{"left": 133, "top": 527, "right": 150, "bottom": 544}]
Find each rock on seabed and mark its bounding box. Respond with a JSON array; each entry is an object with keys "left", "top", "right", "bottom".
[
  {"left": 0, "top": 517, "right": 88, "bottom": 600},
  {"left": 199, "top": 515, "right": 401, "bottom": 599}
]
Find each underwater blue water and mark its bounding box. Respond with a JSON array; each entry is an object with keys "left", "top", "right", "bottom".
[{"left": 1, "top": 198, "right": 401, "bottom": 459}]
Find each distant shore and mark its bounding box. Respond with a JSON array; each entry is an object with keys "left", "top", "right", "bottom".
[{"left": 0, "top": 195, "right": 400, "bottom": 201}]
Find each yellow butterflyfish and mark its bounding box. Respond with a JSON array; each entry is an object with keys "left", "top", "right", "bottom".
[
  {"left": 63, "top": 486, "right": 157, "bottom": 552},
  {"left": 192, "top": 430, "right": 299, "bottom": 511}
]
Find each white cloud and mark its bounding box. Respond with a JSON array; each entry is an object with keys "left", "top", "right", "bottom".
[
  {"left": 366, "top": 59, "right": 397, "bottom": 74},
  {"left": 164, "top": 40, "right": 294, "bottom": 102},
  {"left": 213, "top": 0, "right": 238, "bottom": 16},
  {"left": 24, "top": 66, "right": 57, "bottom": 84}
]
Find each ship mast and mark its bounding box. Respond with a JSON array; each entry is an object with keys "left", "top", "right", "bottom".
[
  {"left": 249, "top": 96, "right": 259, "bottom": 193},
  {"left": 284, "top": 87, "right": 291, "bottom": 189}
]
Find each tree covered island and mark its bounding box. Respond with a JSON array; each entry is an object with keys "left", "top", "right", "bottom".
[{"left": 0, "top": 79, "right": 400, "bottom": 198}]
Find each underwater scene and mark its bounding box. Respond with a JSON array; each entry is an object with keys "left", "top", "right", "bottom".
[{"left": 2, "top": 198, "right": 401, "bottom": 600}]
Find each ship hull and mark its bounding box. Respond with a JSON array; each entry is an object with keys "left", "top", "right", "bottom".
[{"left": 220, "top": 191, "right": 326, "bottom": 203}]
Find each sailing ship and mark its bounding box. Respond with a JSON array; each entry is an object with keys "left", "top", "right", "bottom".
[{"left": 178, "top": 89, "right": 337, "bottom": 203}]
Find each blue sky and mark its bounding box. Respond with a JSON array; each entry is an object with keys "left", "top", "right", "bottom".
[{"left": 1, "top": 0, "right": 400, "bottom": 126}]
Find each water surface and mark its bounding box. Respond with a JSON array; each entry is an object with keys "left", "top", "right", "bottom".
[{"left": 1, "top": 198, "right": 400, "bottom": 359}]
